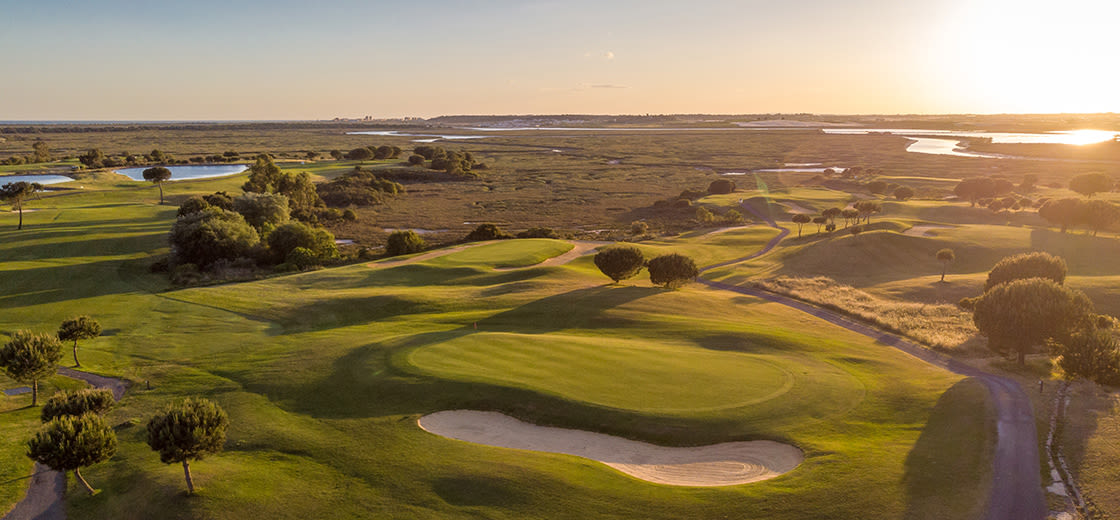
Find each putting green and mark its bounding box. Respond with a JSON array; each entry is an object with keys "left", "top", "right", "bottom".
[{"left": 406, "top": 331, "right": 860, "bottom": 415}]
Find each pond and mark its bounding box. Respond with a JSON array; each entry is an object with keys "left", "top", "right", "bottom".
[
  {"left": 114, "top": 164, "right": 248, "bottom": 182},
  {"left": 0, "top": 174, "right": 74, "bottom": 186}
]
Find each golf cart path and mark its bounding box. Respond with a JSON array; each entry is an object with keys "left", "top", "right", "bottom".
[
  {"left": 698, "top": 201, "right": 1045, "bottom": 520},
  {"left": 3, "top": 369, "right": 129, "bottom": 520},
  {"left": 493, "top": 240, "right": 611, "bottom": 271}
]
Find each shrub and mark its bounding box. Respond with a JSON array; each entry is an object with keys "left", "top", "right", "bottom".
[
  {"left": 177, "top": 196, "right": 210, "bottom": 217},
  {"left": 266, "top": 221, "right": 338, "bottom": 264},
  {"left": 346, "top": 147, "right": 374, "bottom": 161},
  {"left": 867, "top": 180, "right": 888, "bottom": 194},
  {"left": 407, "top": 154, "right": 425, "bottom": 166},
  {"left": 695, "top": 206, "right": 716, "bottom": 224},
  {"left": 707, "top": 179, "right": 736, "bottom": 195},
  {"left": 385, "top": 230, "right": 427, "bottom": 256},
  {"left": 647, "top": 253, "right": 699, "bottom": 288},
  {"left": 631, "top": 221, "right": 650, "bottom": 235},
  {"left": 516, "top": 227, "right": 560, "bottom": 239},
  {"left": 233, "top": 192, "right": 290, "bottom": 230},
  {"left": 893, "top": 186, "right": 915, "bottom": 201},
  {"left": 593, "top": 246, "right": 645, "bottom": 283},
  {"left": 169, "top": 208, "right": 260, "bottom": 269},
  {"left": 285, "top": 247, "right": 319, "bottom": 269},
  {"left": 465, "top": 223, "right": 510, "bottom": 241},
  {"left": 342, "top": 209, "right": 358, "bottom": 221}
]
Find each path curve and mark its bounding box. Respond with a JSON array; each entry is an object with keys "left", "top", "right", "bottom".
[
  {"left": 3, "top": 369, "right": 129, "bottom": 520},
  {"left": 493, "top": 240, "right": 610, "bottom": 271},
  {"left": 698, "top": 201, "right": 1045, "bottom": 520},
  {"left": 367, "top": 241, "right": 497, "bottom": 269}
]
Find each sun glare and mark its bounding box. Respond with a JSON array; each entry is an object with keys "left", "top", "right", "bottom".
[{"left": 936, "top": 0, "right": 1120, "bottom": 113}]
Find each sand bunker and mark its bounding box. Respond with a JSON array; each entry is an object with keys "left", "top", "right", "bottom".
[
  {"left": 903, "top": 224, "right": 953, "bottom": 237},
  {"left": 419, "top": 410, "right": 803, "bottom": 487}
]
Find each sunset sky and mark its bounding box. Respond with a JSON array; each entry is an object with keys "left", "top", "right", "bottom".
[{"left": 1, "top": 0, "right": 1117, "bottom": 120}]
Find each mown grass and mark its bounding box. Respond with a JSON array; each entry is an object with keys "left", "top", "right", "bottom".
[{"left": 0, "top": 138, "right": 1003, "bottom": 519}]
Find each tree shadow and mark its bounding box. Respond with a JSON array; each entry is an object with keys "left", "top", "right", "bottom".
[
  {"left": 430, "top": 476, "right": 529, "bottom": 507},
  {"left": 902, "top": 377, "right": 994, "bottom": 519}
]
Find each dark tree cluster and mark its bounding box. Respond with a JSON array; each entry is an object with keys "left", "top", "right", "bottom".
[
  {"left": 592, "top": 247, "right": 698, "bottom": 288},
  {"left": 464, "top": 223, "right": 511, "bottom": 241},
  {"left": 413, "top": 146, "right": 486, "bottom": 176},
  {"left": 953, "top": 177, "right": 1016, "bottom": 207},
  {"left": 241, "top": 155, "right": 325, "bottom": 221},
  {"left": 78, "top": 148, "right": 185, "bottom": 169},
  {"left": 317, "top": 167, "right": 405, "bottom": 207},
  {"left": 344, "top": 144, "right": 402, "bottom": 161},
  {"left": 1039, "top": 197, "right": 1120, "bottom": 235},
  {"left": 2, "top": 140, "right": 53, "bottom": 165}
]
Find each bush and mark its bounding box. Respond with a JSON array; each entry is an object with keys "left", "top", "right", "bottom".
[
  {"left": 723, "top": 209, "right": 744, "bottom": 224},
  {"left": 285, "top": 247, "right": 319, "bottom": 269},
  {"left": 266, "top": 221, "right": 338, "bottom": 264},
  {"left": 233, "top": 192, "right": 290, "bottom": 230},
  {"left": 679, "top": 189, "right": 706, "bottom": 200},
  {"left": 594, "top": 246, "right": 645, "bottom": 283},
  {"left": 177, "top": 196, "right": 210, "bottom": 217},
  {"left": 465, "top": 223, "right": 510, "bottom": 241},
  {"left": 647, "top": 253, "right": 699, "bottom": 288},
  {"left": 867, "top": 180, "right": 888, "bottom": 194},
  {"left": 516, "top": 227, "right": 560, "bottom": 239},
  {"left": 342, "top": 209, "right": 357, "bottom": 221},
  {"left": 169, "top": 208, "right": 260, "bottom": 269},
  {"left": 893, "top": 186, "right": 915, "bottom": 201},
  {"left": 407, "top": 154, "right": 425, "bottom": 166},
  {"left": 707, "top": 179, "right": 736, "bottom": 195},
  {"left": 631, "top": 221, "right": 650, "bottom": 235},
  {"left": 385, "top": 230, "right": 427, "bottom": 256},
  {"left": 695, "top": 206, "right": 716, "bottom": 224},
  {"left": 346, "top": 147, "right": 374, "bottom": 161}
]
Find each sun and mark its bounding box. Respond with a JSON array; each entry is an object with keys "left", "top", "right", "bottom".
[{"left": 933, "top": 0, "right": 1120, "bottom": 113}]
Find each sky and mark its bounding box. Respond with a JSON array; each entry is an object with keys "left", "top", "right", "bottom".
[{"left": 1, "top": 0, "right": 1117, "bottom": 120}]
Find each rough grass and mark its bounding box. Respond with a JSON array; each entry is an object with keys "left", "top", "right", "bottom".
[
  {"left": 1061, "top": 382, "right": 1120, "bottom": 519},
  {"left": 753, "top": 276, "right": 983, "bottom": 353}
]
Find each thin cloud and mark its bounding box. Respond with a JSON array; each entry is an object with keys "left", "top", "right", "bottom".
[{"left": 589, "top": 84, "right": 627, "bottom": 89}]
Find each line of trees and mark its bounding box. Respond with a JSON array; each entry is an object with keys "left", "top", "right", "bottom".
[
  {"left": 1038, "top": 197, "right": 1120, "bottom": 235},
  {"left": 593, "top": 246, "right": 698, "bottom": 288},
  {"left": 789, "top": 202, "right": 881, "bottom": 238}
]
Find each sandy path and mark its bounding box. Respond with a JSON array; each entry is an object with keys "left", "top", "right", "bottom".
[
  {"left": 419, "top": 411, "right": 802, "bottom": 487},
  {"left": 698, "top": 201, "right": 1046, "bottom": 520},
  {"left": 493, "top": 241, "right": 610, "bottom": 271},
  {"left": 366, "top": 241, "right": 496, "bottom": 269},
  {"left": 903, "top": 224, "right": 953, "bottom": 237},
  {"left": 780, "top": 201, "right": 815, "bottom": 214},
  {"left": 3, "top": 369, "right": 128, "bottom": 520}
]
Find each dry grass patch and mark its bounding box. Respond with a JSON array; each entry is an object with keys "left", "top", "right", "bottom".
[{"left": 755, "top": 276, "right": 984, "bottom": 353}]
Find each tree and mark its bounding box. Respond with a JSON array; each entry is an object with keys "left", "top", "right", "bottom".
[
  {"left": 177, "top": 196, "right": 211, "bottom": 217},
  {"left": 232, "top": 192, "right": 290, "bottom": 231},
  {"left": 465, "top": 223, "right": 510, "bottom": 241},
  {"left": 954, "top": 177, "right": 998, "bottom": 207},
  {"left": 984, "top": 252, "right": 1067, "bottom": 292},
  {"left": 791, "top": 214, "right": 811, "bottom": 237},
  {"left": 146, "top": 398, "right": 230, "bottom": 494},
  {"left": 1069, "top": 172, "right": 1113, "bottom": 198},
  {"left": 1039, "top": 198, "right": 1084, "bottom": 233},
  {"left": 853, "top": 200, "right": 882, "bottom": 224},
  {"left": 707, "top": 179, "right": 736, "bottom": 195},
  {"left": 266, "top": 221, "right": 338, "bottom": 264},
  {"left": 203, "top": 192, "right": 235, "bottom": 211},
  {"left": 647, "top": 253, "right": 699, "bottom": 289},
  {"left": 143, "top": 167, "right": 173, "bottom": 204},
  {"left": 936, "top": 248, "right": 955, "bottom": 282},
  {"left": 893, "top": 186, "right": 915, "bottom": 201},
  {"left": 1080, "top": 199, "right": 1120, "bottom": 236},
  {"left": 973, "top": 278, "right": 1092, "bottom": 364},
  {"left": 242, "top": 155, "right": 284, "bottom": 193},
  {"left": 695, "top": 206, "right": 716, "bottom": 224},
  {"left": 385, "top": 230, "right": 426, "bottom": 256},
  {"left": 0, "top": 331, "right": 63, "bottom": 405},
  {"left": 593, "top": 246, "right": 645, "bottom": 283},
  {"left": 812, "top": 215, "right": 827, "bottom": 233},
  {"left": 57, "top": 316, "right": 102, "bottom": 368},
  {"left": 840, "top": 208, "right": 859, "bottom": 228},
  {"left": 27, "top": 414, "right": 117, "bottom": 495},
  {"left": 822, "top": 207, "right": 842, "bottom": 224},
  {"left": 1, "top": 181, "right": 39, "bottom": 230},
  {"left": 32, "top": 140, "right": 52, "bottom": 163},
  {"left": 329, "top": 150, "right": 344, "bottom": 160},
  {"left": 346, "top": 147, "right": 374, "bottom": 161},
  {"left": 276, "top": 172, "right": 323, "bottom": 219},
  {"left": 78, "top": 149, "right": 105, "bottom": 169},
  {"left": 1020, "top": 174, "right": 1039, "bottom": 192},
  {"left": 866, "top": 180, "right": 888, "bottom": 194},
  {"left": 1051, "top": 327, "right": 1120, "bottom": 386},
  {"left": 41, "top": 388, "right": 115, "bottom": 422},
  {"left": 169, "top": 207, "right": 261, "bottom": 269},
  {"left": 407, "top": 154, "right": 425, "bottom": 166}
]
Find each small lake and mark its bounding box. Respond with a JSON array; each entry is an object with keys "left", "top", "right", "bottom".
[
  {"left": 822, "top": 128, "right": 1120, "bottom": 145},
  {"left": 0, "top": 174, "right": 74, "bottom": 186},
  {"left": 114, "top": 164, "right": 248, "bottom": 182},
  {"left": 347, "top": 130, "right": 488, "bottom": 142}
]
